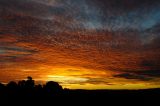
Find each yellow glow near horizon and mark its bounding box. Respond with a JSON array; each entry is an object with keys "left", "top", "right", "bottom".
[
  {"left": 44, "top": 67, "right": 111, "bottom": 76},
  {"left": 36, "top": 67, "right": 109, "bottom": 83},
  {"left": 1, "top": 66, "right": 160, "bottom": 90},
  {"left": 28, "top": 67, "right": 160, "bottom": 90},
  {"left": 61, "top": 83, "right": 160, "bottom": 90},
  {"left": 47, "top": 75, "right": 88, "bottom": 83}
]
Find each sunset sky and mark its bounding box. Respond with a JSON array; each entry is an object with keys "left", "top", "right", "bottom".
[{"left": 0, "top": 0, "right": 160, "bottom": 89}]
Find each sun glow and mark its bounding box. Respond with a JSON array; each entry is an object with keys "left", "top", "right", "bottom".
[{"left": 47, "top": 75, "right": 88, "bottom": 83}]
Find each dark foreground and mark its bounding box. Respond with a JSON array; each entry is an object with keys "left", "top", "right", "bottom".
[
  {"left": 0, "top": 89, "right": 160, "bottom": 105},
  {"left": 0, "top": 77, "right": 159, "bottom": 105}
]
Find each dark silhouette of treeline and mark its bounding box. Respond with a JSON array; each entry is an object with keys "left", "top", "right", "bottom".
[
  {"left": 0, "top": 76, "right": 159, "bottom": 105},
  {"left": 0, "top": 76, "right": 63, "bottom": 97}
]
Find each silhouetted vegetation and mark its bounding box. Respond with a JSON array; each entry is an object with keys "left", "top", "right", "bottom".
[{"left": 0, "top": 76, "right": 159, "bottom": 105}]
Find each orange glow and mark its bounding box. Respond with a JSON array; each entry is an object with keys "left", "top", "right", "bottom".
[
  {"left": 1, "top": 22, "right": 160, "bottom": 90},
  {"left": 47, "top": 75, "right": 88, "bottom": 83}
]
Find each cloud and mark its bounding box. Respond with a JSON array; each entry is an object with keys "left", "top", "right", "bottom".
[
  {"left": 1, "top": 0, "right": 160, "bottom": 32},
  {"left": 140, "top": 60, "right": 160, "bottom": 69},
  {"left": 134, "top": 70, "right": 160, "bottom": 78},
  {"left": 114, "top": 73, "right": 152, "bottom": 81}
]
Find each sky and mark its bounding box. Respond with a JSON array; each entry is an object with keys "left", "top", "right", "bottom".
[{"left": 0, "top": 0, "right": 160, "bottom": 89}]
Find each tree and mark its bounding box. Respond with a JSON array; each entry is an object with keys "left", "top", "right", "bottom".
[
  {"left": 25, "top": 76, "right": 35, "bottom": 89},
  {"left": 44, "top": 81, "right": 63, "bottom": 96}
]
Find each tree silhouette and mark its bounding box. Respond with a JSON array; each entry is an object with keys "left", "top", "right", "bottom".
[
  {"left": 18, "top": 80, "right": 26, "bottom": 89},
  {"left": 7, "top": 81, "right": 18, "bottom": 90},
  {"left": 0, "top": 83, "right": 5, "bottom": 90},
  {"left": 44, "top": 81, "right": 63, "bottom": 96},
  {"left": 25, "top": 76, "right": 35, "bottom": 89},
  {"left": 6, "top": 81, "right": 18, "bottom": 96},
  {"left": 0, "top": 83, "right": 5, "bottom": 95}
]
